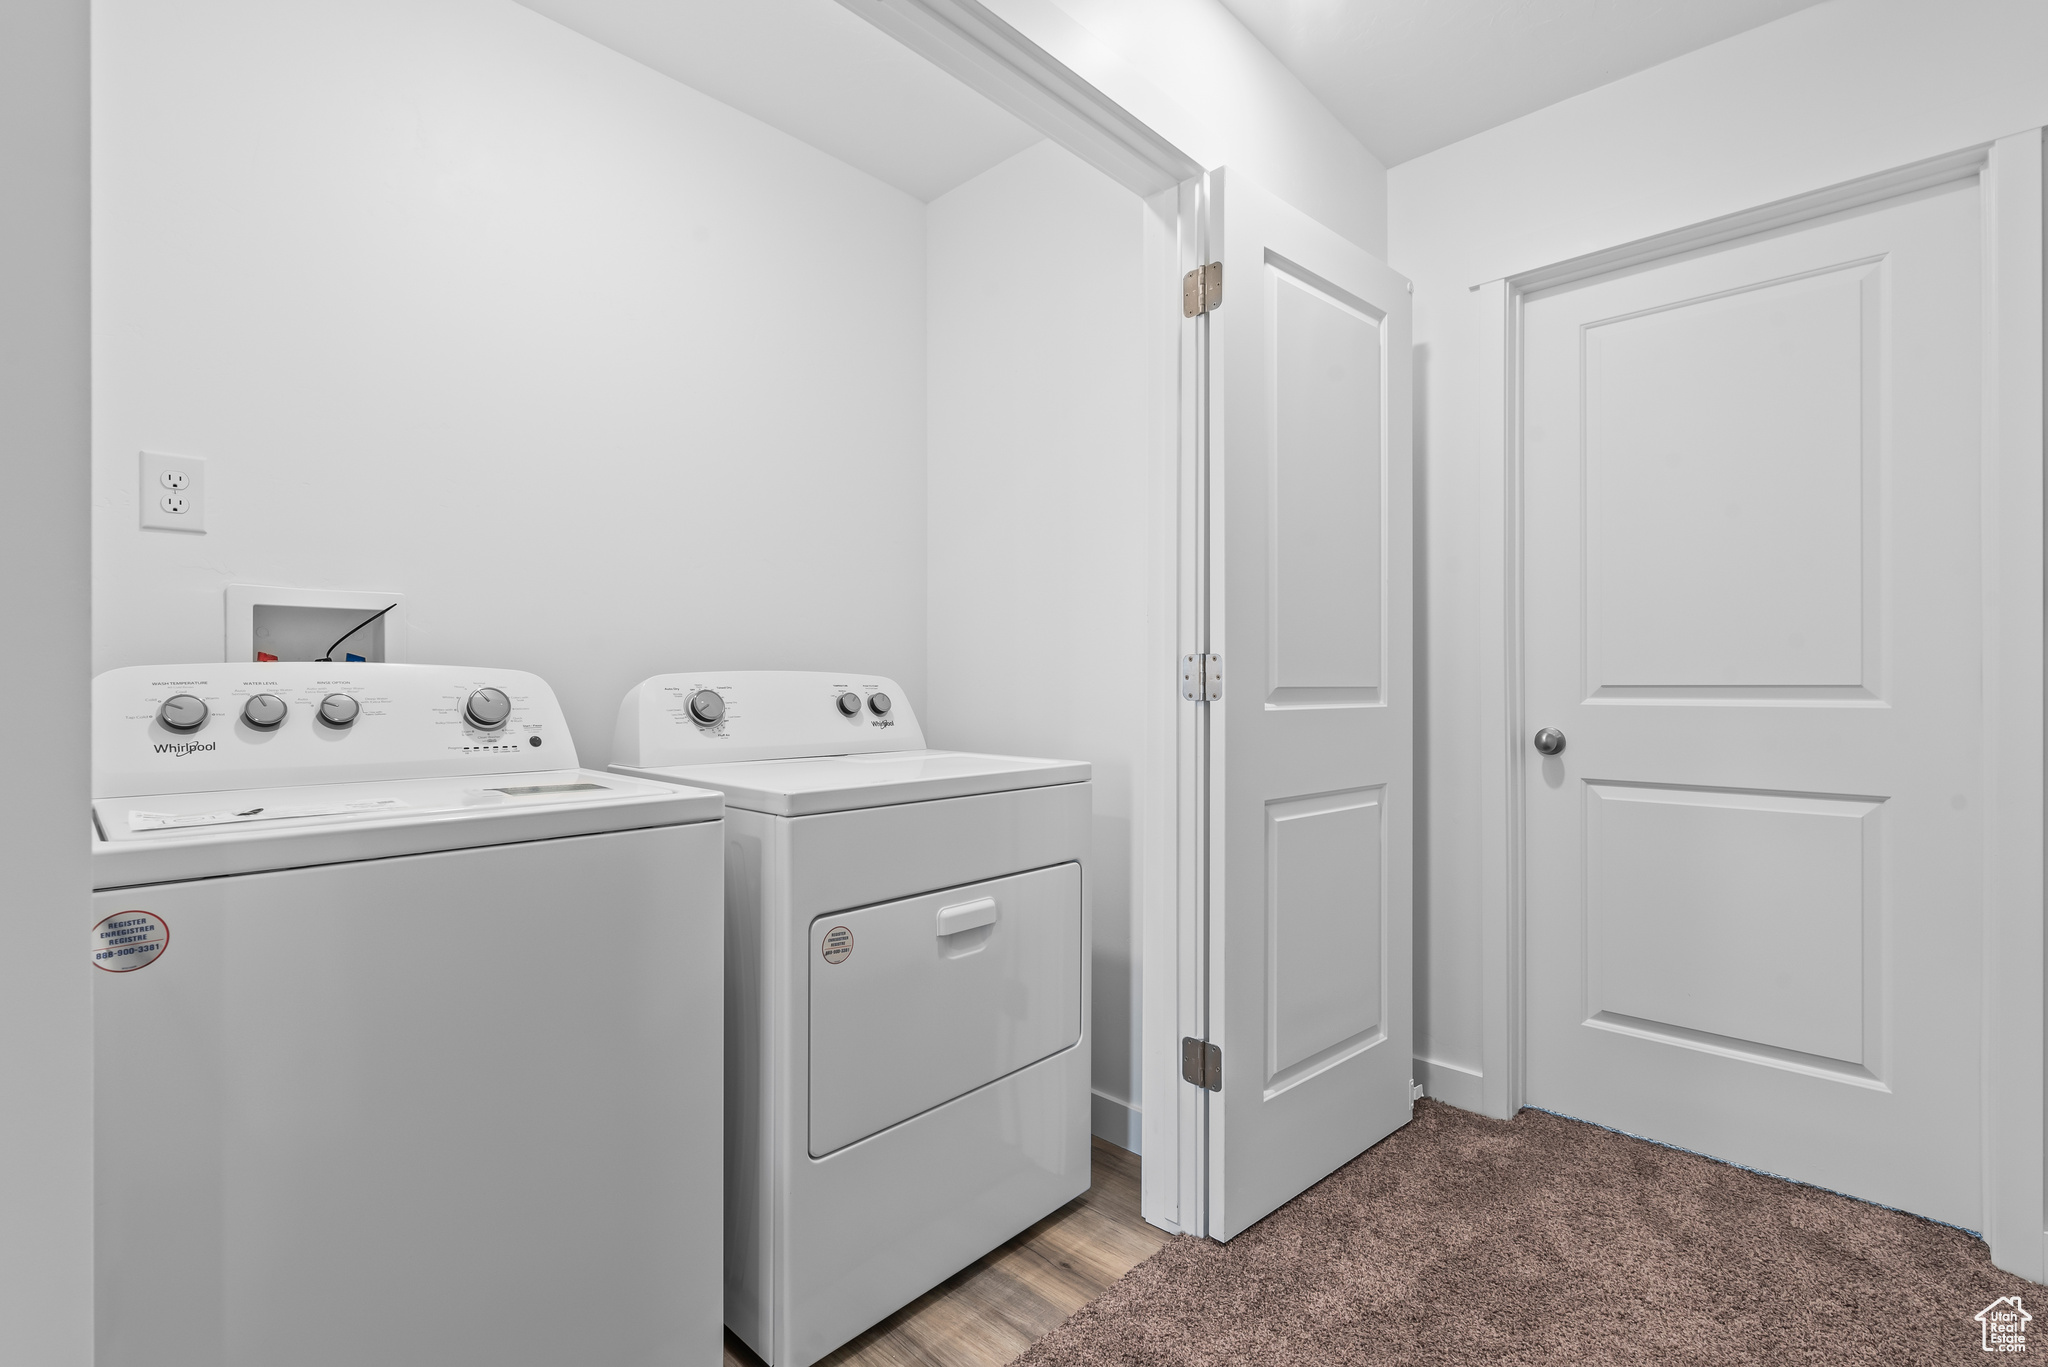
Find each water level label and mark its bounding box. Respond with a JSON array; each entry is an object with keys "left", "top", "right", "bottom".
[
  {"left": 820, "top": 925, "right": 854, "bottom": 965},
  {"left": 92, "top": 910, "right": 168, "bottom": 972}
]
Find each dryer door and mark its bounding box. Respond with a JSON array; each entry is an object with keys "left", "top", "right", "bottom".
[{"left": 808, "top": 862, "right": 1082, "bottom": 1156}]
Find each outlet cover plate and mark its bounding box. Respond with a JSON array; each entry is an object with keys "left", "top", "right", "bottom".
[{"left": 140, "top": 450, "right": 206, "bottom": 532}]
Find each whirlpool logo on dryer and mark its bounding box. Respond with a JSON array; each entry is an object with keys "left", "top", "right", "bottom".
[{"left": 153, "top": 741, "right": 217, "bottom": 757}]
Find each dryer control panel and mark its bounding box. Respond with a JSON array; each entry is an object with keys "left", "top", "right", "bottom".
[
  {"left": 613, "top": 671, "right": 927, "bottom": 767},
  {"left": 94, "top": 663, "right": 577, "bottom": 798}
]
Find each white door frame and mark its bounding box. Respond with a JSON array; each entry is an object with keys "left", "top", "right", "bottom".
[
  {"left": 840, "top": 0, "right": 1214, "bottom": 1235},
  {"left": 2, "top": 0, "right": 95, "bottom": 1359},
  {"left": 1471, "top": 132, "right": 2046, "bottom": 1279}
]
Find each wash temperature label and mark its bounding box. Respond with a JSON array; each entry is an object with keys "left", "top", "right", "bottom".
[{"left": 92, "top": 910, "right": 168, "bottom": 972}]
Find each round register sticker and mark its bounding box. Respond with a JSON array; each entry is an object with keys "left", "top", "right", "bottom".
[
  {"left": 92, "top": 910, "right": 168, "bottom": 972},
  {"left": 820, "top": 925, "right": 854, "bottom": 965}
]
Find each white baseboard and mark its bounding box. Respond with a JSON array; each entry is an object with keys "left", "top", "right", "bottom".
[
  {"left": 1414, "top": 1056, "right": 1485, "bottom": 1113},
  {"left": 1091, "top": 1089, "right": 1142, "bottom": 1154}
]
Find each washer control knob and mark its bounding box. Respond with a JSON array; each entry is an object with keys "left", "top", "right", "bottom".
[
  {"left": 465, "top": 687, "right": 512, "bottom": 730},
  {"left": 688, "top": 690, "right": 726, "bottom": 726},
  {"left": 835, "top": 691, "right": 862, "bottom": 717},
  {"left": 157, "top": 694, "right": 209, "bottom": 732},
  {"left": 867, "top": 692, "right": 892, "bottom": 717},
  {"left": 241, "top": 694, "right": 288, "bottom": 729},
  {"left": 319, "top": 693, "right": 361, "bottom": 727}
]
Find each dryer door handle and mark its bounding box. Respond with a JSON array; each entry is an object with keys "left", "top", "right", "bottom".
[{"left": 936, "top": 896, "right": 998, "bottom": 936}]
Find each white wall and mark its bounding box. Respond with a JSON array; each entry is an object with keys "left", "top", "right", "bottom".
[
  {"left": 94, "top": 0, "right": 930, "bottom": 760},
  {"left": 980, "top": 0, "right": 1387, "bottom": 255},
  {"left": 925, "top": 139, "right": 1152, "bottom": 1148},
  {"left": 1, "top": 4, "right": 93, "bottom": 1360},
  {"left": 1388, "top": 0, "right": 2048, "bottom": 1102}
]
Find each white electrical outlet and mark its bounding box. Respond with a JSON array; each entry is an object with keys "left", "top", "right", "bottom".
[{"left": 140, "top": 450, "right": 206, "bottom": 532}]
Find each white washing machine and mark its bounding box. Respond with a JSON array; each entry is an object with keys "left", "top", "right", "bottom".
[
  {"left": 92, "top": 663, "right": 726, "bottom": 1367},
  {"left": 611, "top": 671, "right": 1092, "bottom": 1367}
]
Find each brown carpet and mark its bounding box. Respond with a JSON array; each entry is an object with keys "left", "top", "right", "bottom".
[{"left": 1017, "top": 1100, "right": 2033, "bottom": 1365}]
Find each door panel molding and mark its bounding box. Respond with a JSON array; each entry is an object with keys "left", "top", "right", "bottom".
[
  {"left": 1581, "top": 781, "right": 1884, "bottom": 1079},
  {"left": 1264, "top": 253, "right": 1389, "bottom": 712},
  {"left": 1475, "top": 132, "right": 2045, "bottom": 1279},
  {"left": 1263, "top": 785, "right": 1388, "bottom": 1097},
  {"left": 1579, "top": 259, "right": 1882, "bottom": 695}
]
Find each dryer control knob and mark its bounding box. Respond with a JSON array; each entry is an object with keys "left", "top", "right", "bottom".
[
  {"left": 318, "top": 693, "right": 361, "bottom": 727},
  {"left": 835, "top": 691, "right": 862, "bottom": 717},
  {"left": 465, "top": 687, "right": 512, "bottom": 730},
  {"left": 867, "top": 692, "right": 892, "bottom": 717},
  {"left": 157, "top": 694, "right": 209, "bottom": 732},
  {"left": 688, "top": 690, "right": 725, "bottom": 726},
  {"left": 241, "top": 693, "right": 288, "bottom": 729}
]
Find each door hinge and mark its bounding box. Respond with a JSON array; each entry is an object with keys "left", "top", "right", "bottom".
[
  {"left": 1182, "top": 261, "right": 1222, "bottom": 317},
  {"left": 1180, "top": 653, "right": 1222, "bottom": 702},
  {"left": 1182, "top": 1036, "right": 1222, "bottom": 1091}
]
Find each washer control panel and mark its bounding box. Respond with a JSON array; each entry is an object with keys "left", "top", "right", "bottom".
[
  {"left": 613, "top": 670, "right": 925, "bottom": 767},
  {"left": 95, "top": 663, "right": 575, "bottom": 798}
]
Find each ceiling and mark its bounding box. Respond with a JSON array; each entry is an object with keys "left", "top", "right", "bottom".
[
  {"left": 1213, "top": 0, "right": 1830, "bottom": 165},
  {"left": 513, "top": 0, "right": 1042, "bottom": 201},
  {"left": 518, "top": 0, "right": 1831, "bottom": 194}
]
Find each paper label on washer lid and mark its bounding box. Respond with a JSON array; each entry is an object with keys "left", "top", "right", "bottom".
[
  {"left": 127, "top": 797, "right": 406, "bottom": 832},
  {"left": 820, "top": 926, "right": 853, "bottom": 965},
  {"left": 93, "top": 910, "right": 168, "bottom": 972}
]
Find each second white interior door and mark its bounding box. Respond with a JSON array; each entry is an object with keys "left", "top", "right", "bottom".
[
  {"left": 1209, "top": 169, "right": 1413, "bottom": 1240},
  {"left": 1521, "top": 176, "right": 1985, "bottom": 1228}
]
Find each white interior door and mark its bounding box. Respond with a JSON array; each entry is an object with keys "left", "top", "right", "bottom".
[
  {"left": 1205, "top": 169, "right": 1412, "bottom": 1240},
  {"left": 1521, "top": 177, "right": 1984, "bottom": 1227}
]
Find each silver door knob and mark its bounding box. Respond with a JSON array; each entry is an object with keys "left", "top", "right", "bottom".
[{"left": 1533, "top": 727, "right": 1566, "bottom": 756}]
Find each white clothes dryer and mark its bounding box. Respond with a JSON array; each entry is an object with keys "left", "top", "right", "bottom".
[
  {"left": 611, "top": 671, "right": 1092, "bottom": 1367},
  {"left": 92, "top": 663, "right": 726, "bottom": 1367}
]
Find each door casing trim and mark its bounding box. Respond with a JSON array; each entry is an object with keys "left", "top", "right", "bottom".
[
  {"left": 1472, "top": 132, "right": 2046, "bottom": 1280},
  {"left": 833, "top": 0, "right": 1209, "bottom": 1238}
]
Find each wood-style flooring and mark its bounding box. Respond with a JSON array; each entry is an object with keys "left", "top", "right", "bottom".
[{"left": 724, "top": 1138, "right": 1169, "bottom": 1367}]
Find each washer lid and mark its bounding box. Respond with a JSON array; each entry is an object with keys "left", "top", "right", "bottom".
[
  {"left": 611, "top": 749, "right": 1089, "bottom": 816},
  {"left": 91, "top": 768, "right": 722, "bottom": 889}
]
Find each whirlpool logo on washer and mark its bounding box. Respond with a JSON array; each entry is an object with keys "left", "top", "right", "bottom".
[{"left": 153, "top": 740, "right": 216, "bottom": 757}]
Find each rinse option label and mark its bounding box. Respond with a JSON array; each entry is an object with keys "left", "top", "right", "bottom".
[
  {"left": 92, "top": 910, "right": 168, "bottom": 972},
  {"left": 820, "top": 925, "right": 854, "bottom": 965}
]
